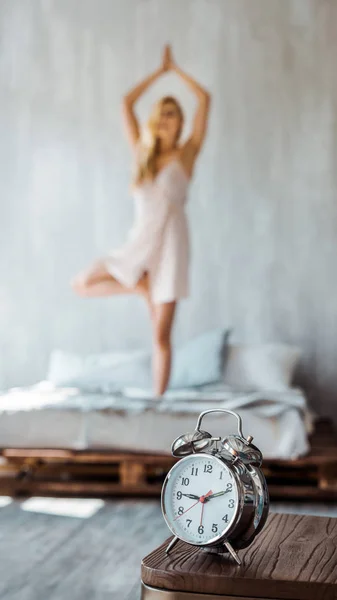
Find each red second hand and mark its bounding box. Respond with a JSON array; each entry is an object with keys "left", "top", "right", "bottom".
[
  {"left": 174, "top": 489, "right": 213, "bottom": 522},
  {"left": 173, "top": 499, "right": 200, "bottom": 521}
]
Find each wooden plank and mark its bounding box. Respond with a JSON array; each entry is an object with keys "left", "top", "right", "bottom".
[
  {"left": 267, "top": 484, "right": 337, "bottom": 501},
  {"left": 264, "top": 453, "right": 337, "bottom": 467},
  {"left": 31, "top": 463, "right": 120, "bottom": 478},
  {"left": 263, "top": 466, "right": 317, "bottom": 481},
  {"left": 3, "top": 447, "right": 336, "bottom": 467},
  {"left": 318, "top": 464, "right": 337, "bottom": 491},
  {"left": 120, "top": 462, "right": 146, "bottom": 487},
  {"left": 2, "top": 448, "right": 174, "bottom": 465},
  {"left": 0, "top": 478, "right": 163, "bottom": 497}
]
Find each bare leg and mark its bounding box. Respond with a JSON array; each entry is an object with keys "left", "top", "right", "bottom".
[
  {"left": 72, "top": 262, "right": 176, "bottom": 395},
  {"left": 71, "top": 261, "right": 149, "bottom": 298},
  {"left": 152, "top": 301, "right": 177, "bottom": 396}
]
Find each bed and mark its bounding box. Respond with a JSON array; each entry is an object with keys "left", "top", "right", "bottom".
[
  {"left": 0, "top": 382, "right": 311, "bottom": 459},
  {"left": 0, "top": 335, "right": 334, "bottom": 500}
]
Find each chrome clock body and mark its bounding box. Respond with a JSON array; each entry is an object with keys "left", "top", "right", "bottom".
[{"left": 161, "top": 409, "right": 269, "bottom": 565}]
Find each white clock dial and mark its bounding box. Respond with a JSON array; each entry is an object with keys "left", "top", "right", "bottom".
[{"left": 162, "top": 454, "right": 239, "bottom": 545}]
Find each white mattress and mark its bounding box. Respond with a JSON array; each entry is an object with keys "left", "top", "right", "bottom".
[{"left": 0, "top": 382, "right": 312, "bottom": 459}]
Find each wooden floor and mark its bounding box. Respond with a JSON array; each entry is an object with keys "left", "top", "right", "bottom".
[{"left": 0, "top": 499, "right": 336, "bottom": 600}]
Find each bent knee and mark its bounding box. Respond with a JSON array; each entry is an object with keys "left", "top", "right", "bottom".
[{"left": 71, "top": 276, "right": 90, "bottom": 296}]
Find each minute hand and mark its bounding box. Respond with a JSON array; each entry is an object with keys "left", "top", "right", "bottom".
[{"left": 204, "top": 490, "right": 230, "bottom": 502}]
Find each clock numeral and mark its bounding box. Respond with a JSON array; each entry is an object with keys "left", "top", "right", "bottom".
[
  {"left": 203, "top": 464, "right": 213, "bottom": 474},
  {"left": 198, "top": 525, "right": 204, "bottom": 534},
  {"left": 219, "top": 471, "right": 223, "bottom": 480},
  {"left": 177, "top": 491, "right": 182, "bottom": 500},
  {"left": 228, "top": 499, "right": 235, "bottom": 508},
  {"left": 212, "top": 523, "right": 218, "bottom": 533},
  {"left": 178, "top": 506, "right": 184, "bottom": 515},
  {"left": 191, "top": 467, "right": 199, "bottom": 476},
  {"left": 181, "top": 477, "right": 190, "bottom": 486},
  {"left": 222, "top": 514, "right": 229, "bottom": 523},
  {"left": 226, "top": 483, "right": 233, "bottom": 492},
  {"left": 186, "top": 519, "right": 192, "bottom": 528}
]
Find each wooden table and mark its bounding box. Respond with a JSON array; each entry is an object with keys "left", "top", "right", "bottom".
[{"left": 141, "top": 513, "right": 337, "bottom": 599}]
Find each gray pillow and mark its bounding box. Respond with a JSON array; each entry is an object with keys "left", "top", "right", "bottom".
[
  {"left": 169, "top": 328, "right": 230, "bottom": 389},
  {"left": 47, "top": 349, "right": 152, "bottom": 392}
]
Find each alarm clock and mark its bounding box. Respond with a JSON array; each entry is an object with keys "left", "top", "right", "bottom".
[{"left": 161, "top": 409, "right": 269, "bottom": 565}]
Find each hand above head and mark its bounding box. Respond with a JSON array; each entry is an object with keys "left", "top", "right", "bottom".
[
  {"left": 122, "top": 44, "right": 175, "bottom": 148},
  {"left": 161, "top": 44, "right": 175, "bottom": 72}
]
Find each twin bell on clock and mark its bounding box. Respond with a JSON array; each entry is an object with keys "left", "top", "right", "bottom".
[{"left": 161, "top": 409, "right": 269, "bottom": 565}]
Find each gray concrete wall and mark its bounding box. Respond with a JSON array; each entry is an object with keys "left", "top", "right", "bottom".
[{"left": 1, "top": 0, "right": 337, "bottom": 421}]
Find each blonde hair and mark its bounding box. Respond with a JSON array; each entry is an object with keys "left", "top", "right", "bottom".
[{"left": 133, "top": 96, "right": 184, "bottom": 186}]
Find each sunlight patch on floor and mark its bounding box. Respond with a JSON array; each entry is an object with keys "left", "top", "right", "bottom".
[
  {"left": 20, "top": 497, "right": 105, "bottom": 518},
  {"left": 0, "top": 496, "right": 13, "bottom": 508}
]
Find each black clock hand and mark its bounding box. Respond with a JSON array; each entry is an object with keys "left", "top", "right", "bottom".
[
  {"left": 204, "top": 490, "right": 231, "bottom": 502},
  {"left": 181, "top": 493, "right": 200, "bottom": 500}
]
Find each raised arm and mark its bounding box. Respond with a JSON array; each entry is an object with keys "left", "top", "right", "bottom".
[
  {"left": 168, "top": 47, "right": 211, "bottom": 155},
  {"left": 122, "top": 51, "right": 169, "bottom": 149}
]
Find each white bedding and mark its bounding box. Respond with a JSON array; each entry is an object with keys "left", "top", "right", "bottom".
[{"left": 0, "top": 382, "right": 312, "bottom": 459}]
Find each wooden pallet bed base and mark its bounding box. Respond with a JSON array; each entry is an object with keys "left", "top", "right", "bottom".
[{"left": 0, "top": 419, "right": 335, "bottom": 501}]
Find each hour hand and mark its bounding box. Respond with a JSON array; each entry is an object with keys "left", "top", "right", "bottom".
[{"left": 181, "top": 493, "right": 200, "bottom": 500}]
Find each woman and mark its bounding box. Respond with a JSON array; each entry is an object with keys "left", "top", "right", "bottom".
[{"left": 72, "top": 45, "right": 211, "bottom": 396}]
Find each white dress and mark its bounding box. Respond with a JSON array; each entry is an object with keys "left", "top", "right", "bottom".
[{"left": 104, "top": 159, "right": 190, "bottom": 304}]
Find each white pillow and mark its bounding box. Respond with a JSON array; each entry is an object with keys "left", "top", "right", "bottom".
[{"left": 222, "top": 343, "right": 301, "bottom": 391}]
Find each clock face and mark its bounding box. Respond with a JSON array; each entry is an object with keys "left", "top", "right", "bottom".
[{"left": 162, "top": 454, "right": 239, "bottom": 545}]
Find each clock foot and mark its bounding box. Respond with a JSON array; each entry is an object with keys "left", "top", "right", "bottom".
[
  {"left": 224, "top": 541, "right": 242, "bottom": 565},
  {"left": 165, "top": 536, "right": 179, "bottom": 555}
]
